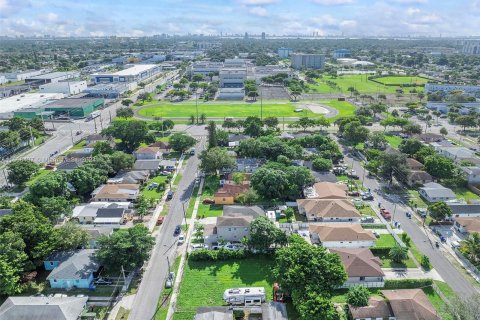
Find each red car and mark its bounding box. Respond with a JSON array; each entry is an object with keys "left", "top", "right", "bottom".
[
  {"left": 380, "top": 208, "right": 391, "bottom": 220},
  {"left": 202, "top": 198, "right": 215, "bottom": 204},
  {"left": 156, "top": 216, "right": 165, "bottom": 225}
]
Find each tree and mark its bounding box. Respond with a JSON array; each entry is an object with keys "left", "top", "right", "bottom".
[
  {"left": 424, "top": 155, "right": 455, "bottom": 179},
  {"left": 312, "top": 157, "right": 333, "bottom": 171},
  {"left": 189, "top": 115, "right": 195, "bottom": 124},
  {"left": 251, "top": 167, "right": 289, "bottom": 200},
  {"left": 29, "top": 172, "right": 68, "bottom": 200},
  {"left": 248, "top": 216, "right": 287, "bottom": 251},
  {"left": 200, "top": 113, "right": 207, "bottom": 124},
  {"left": 369, "top": 103, "right": 387, "bottom": 119},
  {"left": 170, "top": 133, "right": 196, "bottom": 153},
  {"left": 389, "top": 245, "right": 408, "bottom": 263},
  {"left": 263, "top": 117, "right": 279, "bottom": 129},
  {"left": 5, "top": 117, "right": 27, "bottom": 131},
  {"left": 30, "top": 118, "right": 45, "bottom": 132},
  {"left": 110, "top": 151, "right": 134, "bottom": 172},
  {"left": 290, "top": 88, "right": 302, "bottom": 101},
  {"left": 236, "top": 189, "right": 259, "bottom": 205},
  {"left": 343, "top": 121, "right": 369, "bottom": 145},
  {"left": 402, "top": 122, "right": 422, "bottom": 135},
  {"left": 55, "top": 222, "right": 89, "bottom": 250},
  {"left": 6, "top": 160, "right": 39, "bottom": 187},
  {"left": 96, "top": 224, "right": 154, "bottom": 271},
  {"left": 378, "top": 153, "right": 409, "bottom": 184},
  {"left": 295, "top": 292, "right": 338, "bottom": 320},
  {"left": 92, "top": 141, "right": 114, "bottom": 156},
  {"left": 116, "top": 107, "right": 134, "bottom": 119},
  {"left": 284, "top": 207, "right": 294, "bottom": 222},
  {"left": 445, "top": 294, "right": 480, "bottom": 320},
  {"left": 428, "top": 201, "right": 452, "bottom": 221},
  {"left": 346, "top": 285, "right": 370, "bottom": 307},
  {"left": 368, "top": 132, "right": 387, "bottom": 150},
  {"left": 456, "top": 115, "right": 477, "bottom": 132},
  {"left": 192, "top": 74, "right": 204, "bottom": 82},
  {"left": 232, "top": 172, "right": 245, "bottom": 185},
  {"left": 460, "top": 232, "right": 480, "bottom": 266},
  {"left": 414, "top": 146, "right": 436, "bottom": 163},
  {"left": 199, "top": 147, "right": 235, "bottom": 175},
  {"left": 137, "top": 92, "right": 150, "bottom": 102},
  {"left": 398, "top": 138, "right": 423, "bottom": 156},
  {"left": 243, "top": 116, "right": 263, "bottom": 137},
  {"left": 37, "top": 196, "right": 73, "bottom": 222},
  {"left": 0, "top": 130, "right": 20, "bottom": 152},
  {"left": 121, "top": 99, "right": 133, "bottom": 107},
  {"left": 103, "top": 120, "right": 149, "bottom": 153},
  {"left": 69, "top": 166, "right": 106, "bottom": 198},
  {"left": 440, "top": 127, "right": 448, "bottom": 137},
  {"left": 297, "top": 117, "right": 316, "bottom": 132},
  {"left": 207, "top": 121, "right": 217, "bottom": 148},
  {"left": 0, "top": 231, "right": 28, "bottom": 295},
  {"left": 315, "top": 116, "right": 330, "bottom": 131}
]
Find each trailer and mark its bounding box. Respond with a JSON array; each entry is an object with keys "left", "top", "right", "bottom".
[{"left": 223, "top": 287, "right": 266, "bottom": 306}]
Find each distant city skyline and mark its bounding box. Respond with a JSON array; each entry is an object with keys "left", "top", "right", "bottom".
[{"left": 1, "top": 0, "right": 480, "bottom": 37}]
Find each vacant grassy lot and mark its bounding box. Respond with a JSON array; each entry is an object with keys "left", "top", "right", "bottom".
[
  {"left": 374, "top": 76, "right": 429, "bottom": 86},
  {"left": 307, "top": 74, "right": 400, "bottom": 94},
  {"left": 407, "top": 189, "right": 429, "bottom": 208},
  {"left": 173, "top": 258, "right": 275, "bottom": 320},
  {"left": 452, "top": 187, "right": 480, "bottom": 202},
  {"left": 196, "top": 175, "right": 224, "bottom": 218},
  {"left": 138, "top": 101, "right": 315, "bottom": 118},
  {"left": 26, "top": 169, "right": 51, "bottom": 187},
  {"left": 141, "top": 175, "right": 168, "bottom": 200},
  {"left": 322, "top": 99, "right": 356, "bottom": 119}
]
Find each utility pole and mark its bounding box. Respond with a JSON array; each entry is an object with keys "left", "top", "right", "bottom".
[
  {"left": 195, "top": 89, "right": 199, "bottom": 124},
  {"left": 182, "top": 202, "right": 188, "bottom": 226},
  {"left": 99, "top": 114, "right": 104, "bottom": 131},
  {"left": 94, "top": 117, "right": 98, "bottom": 133},
  {"left": 260, "top": 88, "right": 263, "bottom": 120},
  {"left": 70, "top": 129, "right": 74, "bottom": 144},
  {"left": 28, "top": 126, "right": 34, "bottom": 146}
]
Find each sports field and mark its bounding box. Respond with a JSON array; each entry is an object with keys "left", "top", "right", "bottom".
[
  {"left": 137, "top": 100, "right": 356, "bottom": 119},
  {"left": 374, "top": 76, "right": 429, "bottom": 86},
  {"left": 306, "top": 74, "right": 425, "bottom": 94}
]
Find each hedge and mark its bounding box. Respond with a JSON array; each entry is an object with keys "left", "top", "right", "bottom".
[
  {"left": 370, "top": 247, "right": 392, "bottom": 255},
  {"left": 189, "top": 249, "right": 251, "bottom": 261},
  {"left": 384, "top": 279, "right": 433, "bottom": 289}
]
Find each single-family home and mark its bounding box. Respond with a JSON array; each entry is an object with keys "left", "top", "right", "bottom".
[
  {"left": 438, "top": 146, "right": 475, "bottom": 161},
  {"left": 72, "top": 202, "right": 131, "bottom": 224},
  {"left": 83, "top": 226, "right": 114, "bottom": 248},
  {"left": 46, "top": 249, "right": 100, "bottom": 289},
  {"left": 430, "top": 140, "right": 454, "bottom": 151},
  {"left": 349, "top": 289, "right": 441, "bottom": 320},
  {"left": 133, "top": 146, "right": 162, "bottom": 160},
  {"left": 329, "top": 248, "right": 385, "bottom": 288},
  {"left": 91, "top": 184, "right": 140, "bottom": 202},
  {"left": 159, "top": 159, "right": 177, "bottom": 171},
  {"left": 448, "top": 203, "right": 480, "bottom": 218},
  {"left": 44, "top": 251, "right": 77, "bottom": 271},
  {"left": 133, "top": 159, "right": 161, "bottom": 175},
  {"left": 56, "top": 160, "right": 83, "bottom": 172},
  {"left": 223, "top": 158, "right": 264, "bottom": 173},
  {"left": 204, "top": 215, "right": 253, "bottom": 246},
  {"left": 0, "top": 296, "right": 88, "bottom": 320},
  {"left": 297, "top": 199, "right": 361, "bottom": 222},
  {"left": 303, "top": 182, "right": 348, "bottom": 199},
  {"left": 227, "top": 134, "right": 250, "bottom": 147},
  {"left": 214, "top": 183, "right": 250, "bottom": 204},
  {"left": 418, "top": 182, "right": 456, "bottom": 202},
  {"left": 406, "top": 158, "right": 424, "bottom": 170},
  {"left": 454, "top": 217, "right": 480, "bottom": 235},
  {"left": 85, "top": 134, "right": 112, "bottom": 145},
  {"left": 107, "top": 170, "right": 150, "bottom": 184},
  {"left": 194, "top": 307, "right": 233, "bottom": 320},
  {"left": 309, "top": 224, "right": 376, "bottom": 248},
  {"left": 406, "top": 170, "right": 433, "bottom": 187},
  {"left": 149, "top": 140, "right": 170, "bottom": 151},
  {"left": 414, "top": 133, "right": 444, "bottom": 143},
  {"left": 223, "top": 205, "right": 264, "bottom": 218},
  {"left": 461, "top": 166, "right": 480, "bottom": 185}
]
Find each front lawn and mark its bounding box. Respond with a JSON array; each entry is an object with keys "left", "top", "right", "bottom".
[
  {"left": 196, "top": 175, "right": 224, "bottom": 218},
  {"left": 173, "top": 258, "right": 276, "bottom": 320},
  {"left": 375, "top": 234, "right": 397, "bottom": 248},
  {"left": 374, "top": 252, "right": 416, "bottom": 268},
  {"left": 358, "top": 206, "right": 376, "bottom": 217},
  {"left": 407, "top": 189, "right": 429, "bottom": 209}
]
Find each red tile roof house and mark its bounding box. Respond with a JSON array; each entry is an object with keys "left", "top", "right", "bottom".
[
  {"left": 329, "top": 248, "right": 385, "bottom": 288},
  {"left": 214, "top": 183, "right": 250, "bottom": 205}
]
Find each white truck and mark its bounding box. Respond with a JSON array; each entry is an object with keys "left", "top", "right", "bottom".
[
  {"left": 87, "top": 111, "right": 100, "bottom": 121},
  {"left": 223, "top": 287, "right": 266, "bottom": 306}
]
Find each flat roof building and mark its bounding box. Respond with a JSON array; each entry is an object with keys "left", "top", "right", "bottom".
[
  {"left": 13, "top": 97, "right": 104, "bottom": 119},
  {"left": 0, "top": 93, "right": 64, "bottom": 119},
  {"left": 24, "top": 71, "right": 80, "bottom": 85},
  {"left": 1, "top": 69, "right": 48, "bottom": 81},
  {"left": 39, "top": 81, "right": 87, "bottom": 96},
  {"left": 219, "top": 68, "right": 247, "bottom": 88},
  {"left": 291, "top": 54, "right": 325, "bottom": 70},
  {"left": 92, "top": 64, "right": 161, "bottom": 83},
  {"left": 187, "top": 61, "right": 224, "bottom": 77},
  {"left": 83, "top": 82, "right": 138, "bottom": 99}
]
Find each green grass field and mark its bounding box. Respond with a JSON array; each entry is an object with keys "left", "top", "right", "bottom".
[
  {"left": 173, "top": 258, "right": 276, "bottom": 320},
  {"left": 307, "top": 74, "right": 399, "bottom": 94},
  {"left": 385, "top": 134, "right": 403, "bottom": 148},
  {"left": 141, "top": 176, "right": 168, "bottom": 200},
  {"left": 375, "top": 234, "right": 397, "bottom": 248},
  {"left": 374, "top": 76, "right": 429, "bottom": 86}
]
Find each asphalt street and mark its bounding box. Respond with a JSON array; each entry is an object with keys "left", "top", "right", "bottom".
[
  {"left": 340, "top": 140, "right": 479, "bottom": 299},
  {"left": 128, "top": 137, "right": 206, "bottom": 320}
]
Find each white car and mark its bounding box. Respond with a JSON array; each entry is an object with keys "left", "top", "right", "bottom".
[
  {"left": 178, "top": 234, "right": 185, "bottom": 245},
  {"left": 191, "top": 243, "right": 208, "bottom": 251},
  {"left": 223, "top": 243, "right": 244, "bottom": 251}
]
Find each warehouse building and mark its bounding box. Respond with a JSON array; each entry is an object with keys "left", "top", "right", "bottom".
[
  {"left": 39, "top": 81, "right": 87, "bottom": 96},
  {"left": 91, "top": 64, "right": 161, "bottom": 83},
  {"left": 13, "top": 98, "right": 104, "bottom": 119},
  {"left": 291, "top": 54, "right": 325, "bottom": 70},
  {"left": 1, "top": 69, "right": 48, "bottom": 81},
  {"left": 0, "top": 93, "right": 64, "bottom": 119},
  {"left": 25, "top": 71, "right": 80, "bottom": 85},
  {"left": 83, "top": 82, "right": 137, "bottom": 99}
]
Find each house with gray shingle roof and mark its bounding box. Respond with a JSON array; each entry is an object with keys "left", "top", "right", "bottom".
[
  {"left": 0, "top": 296, "right": 88, "bottom": 320},
  {"left": 419, "top": 182, "right": 456, "bottom": 203},
  {"left": 46, "top": 249, "right": 100, "bottom": 289}
]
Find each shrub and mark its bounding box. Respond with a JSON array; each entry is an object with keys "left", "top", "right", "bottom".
[
  {"left": 346, "top": 285, "right": 370, "bottom": 307},
  {"left": 189, "top": 248, "right": 251, "bottom": 261},
  {"left": 370, "top": 247, "right": 392, "bottom": 255},
  {"left": 312, "top": 157, "right": 333, "bottom": 171},
  {"left": 420, "top": 255, "right": 431, "bottom": 270},
  {"left": 401, "top": 233, "right": 411, "bottom": 247},
  {"left": 384, "top": 279, "right": 432, "bottom": 289}
]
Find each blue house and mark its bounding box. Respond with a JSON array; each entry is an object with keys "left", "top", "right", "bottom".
[
  {"left": 45, "top": 249, "right": 100, "bottom": 289},
  {"left": 44, "top": 251, "right": 75, "bottom": 271}
]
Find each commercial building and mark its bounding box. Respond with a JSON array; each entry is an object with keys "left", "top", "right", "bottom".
[
  {"left": 277, "top": 47, "right": 293, "bottom": 58},
  {"left": 0, "top": 93, "right": 64, "bottom": 119},
  {"left": 333, "top": 49, "right": 351, "bottom": 58},
  {"left": 13, "top": 97, "right": 104, "bottom": 119},
  {"left": 24, "top": 71, "right": 80, "bottom": 85},
  {"left": 252, "top": 65, "right": 291, "bottom": 84},
  {"left": 1, "top": 69, "right": 47, "bottom": 81},
  {"left": 462, "top": 40, "right": 480, "bottom": 55},
  {"left": 92, "top": 64, "right": 161, "bottom": 83},
  {"left": 187, "top": 61, "right": 224, "bottom": 77},
  {"left": 425, "top": 83, "right": 480, "bottom": 97},
  {"left": 291, "top": 54, "right": 325, "bottom": 70},
  {"left": 83, "top": 82, "right": 137, "bottom": 99},
  {"left": 39, "top": 81, "right": 87, "bottom": 96},
  {"left": 217, "top": 88, "right": 245, "bottom": 100},
  {"left": 219, "top": 69, "right": 247, "bottom": 88},
  {"left": 224, "top": 59, "right": 247, "bottom": 68}
]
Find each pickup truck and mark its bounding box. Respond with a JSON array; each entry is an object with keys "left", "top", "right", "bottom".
[{"left": 380, "top": 208, "right": 392, "bottom": 220}]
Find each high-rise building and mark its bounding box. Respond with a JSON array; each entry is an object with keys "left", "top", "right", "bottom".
[
  {"left": 463, "top": 40, "right": 480, "bottom": 55},
  {"left": 244, "top": 32, "right": 249, "bottom": 40},
  {"left": 261, "top": 32, "right": 266, "bottom": 40},
  {"left": 291, "top": 54, "right": 325, "bottom": 70},
  {"left": 278, "top": 47, "right": 293, "bottom": 58}
]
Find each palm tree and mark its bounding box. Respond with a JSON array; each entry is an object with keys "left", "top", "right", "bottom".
[
  {"left": 291, "top": 89, "right": 302, "bottom": 101},
  {"left": 460, "top": 232, "right": 480, "bottom": 265},
  {"left": 389, "top": 245, "right": 408, "bottom": 263},
  {"left": 189, "top": 115, "right": 195, "bottom": 124},
  {"left": 200, "top": 113, "right": 207, "bottom": 124}
]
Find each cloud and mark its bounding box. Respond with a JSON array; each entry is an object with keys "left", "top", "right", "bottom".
[
  {"left": 248, "top": 6, "right": 269, "bottom": 16},
  {"left": 239, "top": 0, "right": 277, "bottom": 4},
  {"left": 312, "top": 0, "right": 354, "bottom": 5},
  {"left": 0, "top": 0, "right": 30, "bottom": 17},
  {"left": 389, "top": 0, "right": 427, "bottom": 3},
  {"left": 39, "top": 12, "right": 58, "bottom": 22}
]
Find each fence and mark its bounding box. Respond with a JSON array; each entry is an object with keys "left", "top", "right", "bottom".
[{"left": 453, "top": 247, "right": 480, "bottom": 279}]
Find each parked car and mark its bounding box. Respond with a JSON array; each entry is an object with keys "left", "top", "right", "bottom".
[
  {"left": 191, "top": 243, "right": 208, "bottom": 251},
  {"left": 148, "top": 183, "right": 159, "bottom": 190},
  {"left": 223, "top": 243, "right": 244, "bottom": 251},
  {"left": 372, "top": 231, "right": 381, "bottom": 239},
  {"left": 165, "top": 272, "right": 175, "bottom": 288},
  {"left": 362, "top": 194, "right": 374, "bottom": 201},
  {"left": 156, "top": 216, "right": 164, "bottom": 225},
  {"left": 174, "top": 225, "right": 181, "bottom": 236},
  {"left": 178, "top": 234, "right": 185, "bottom": 245},
  {"left": 166, "top": 191, "right": 174, "bottom": 200},
  {"left": 160, "top": 171, "right": 170, "bottom": 176},
  {"left": 380, "top": 208, "right": 391, "bottom": 220},
  {"left": 95, "top": 278, "right": 113, "bottom": 285},
  {"left": 189, "top": 148, "right": 196, "bottom": 155},
  {"left": 352, "top": 198, "right": 363, "bottom": 207},
  {"left": 202, "top": 198, "right": 215, "bottom": 204},
  {"left": 361, "top": 217, "right": 375, "bottom": 223},
  {"left": 348, "top": 191, "right": 360, "bottom": 197}
]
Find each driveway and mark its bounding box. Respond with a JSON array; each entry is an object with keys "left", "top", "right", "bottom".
[{"left": 383, "top": 268, "right": 443, "bottom": 281}]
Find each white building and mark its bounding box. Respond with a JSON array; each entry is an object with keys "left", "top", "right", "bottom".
[
  {"left": 252, "top": 65, "right": 291, "bottom": 84},
  {"left": 278, "top": 47, "right": 293, "bottom": 58},
  {"left": 25, "top": 71, "right": 80, "bottom": 85},
  {"left": 1, "top": 69, "right": 47, "bottom": 81},
  {"left": 187, "top": 61, "right": 224, "bottom": 77},
  {"left": 224, "top": 59, "right": 246, "bottom": 68},
  {"left": 92, "top": 64, "right": 161, "bottom": 83},
  {"left": 437, "top": 146, "right": 475, "bottom": 161},
  {"left": 0, "top": 76, "right": 6, "bottom": 85},
  {"left": 309, "top": 224, "right": 376, "bottom": 248},
  {"left": 291, "top": 54, "right": 325, "bottom": 70},
  {"left": 462, "top": 40, "right": 480, "bottom": 55},
  {"left": 425, "top": 83, "right": 480, "bottom": 97},
  {"left": 0, "top": 93, "right": 64, "bottom": 119},
  {"left": 217, "top": 88, "right": 245, "bottom": 100},
  {"left": 39, "top": 81, "right": 87, "bottom": 96},
  {"left": 461, "top": 166, "right": 480, "bottom": 185},
  {"left": 219, "top": 69, "right": 247, "bottom": 88}
]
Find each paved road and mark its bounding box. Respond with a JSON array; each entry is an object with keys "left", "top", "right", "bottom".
[
  {"left": 128, "top": 137, "right": 206, "bottom": 320},
  {"left": 340, "top": 140, "right": 479, "bottom": 298}
]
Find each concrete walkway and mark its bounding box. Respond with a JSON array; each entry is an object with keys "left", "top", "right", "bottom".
[{"left": 383, "top": 268, "right": 443, "bottom": 281}]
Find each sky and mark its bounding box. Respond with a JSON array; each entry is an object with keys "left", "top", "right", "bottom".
[{"left": 1, "top": 0, "right": 480, "bottom": 37}]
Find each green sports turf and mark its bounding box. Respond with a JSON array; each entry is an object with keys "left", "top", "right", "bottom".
[{"left": 374, "top": 76, "right": 429, "bottom": 86}]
